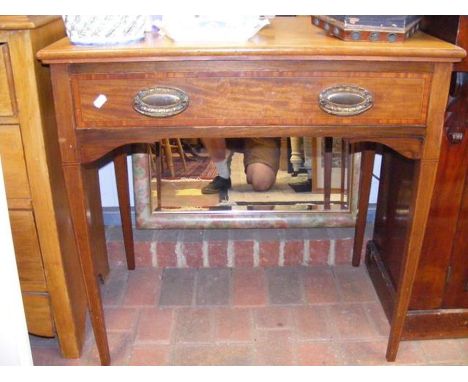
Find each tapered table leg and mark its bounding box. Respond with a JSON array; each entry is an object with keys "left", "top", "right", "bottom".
[
  {"left": 324, "top": 137, "right": 333, "bottom": 209},
  {"left": 63, "top": 163, "right": 110, "bottom": 365},
  {"left": 352, "top": 147, "right": 375, "bottom": 267},
  {"left": 114, "top": 147, "right": 135, "bottom": 270}
]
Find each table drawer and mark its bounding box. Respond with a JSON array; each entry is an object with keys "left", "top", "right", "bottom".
[
  {"left": 72, "top": 67, "right": 431, "bottom": 129},
  {"left": 10, "top": 210, "right": 47, "bottom": 292},
  {"left": 0, "top": 125, "right": 31, "bottom": 201},
  {"left": 22, "top": 292, "right": 55, "bottom": 337}
]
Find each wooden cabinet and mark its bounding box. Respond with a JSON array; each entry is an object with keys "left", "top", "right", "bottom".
[
  {"left": 367, "top": 16, "right": 468, "bottom": 341},
  {"left": 0, "top": 16, "right": 109, "bottom": 357}
]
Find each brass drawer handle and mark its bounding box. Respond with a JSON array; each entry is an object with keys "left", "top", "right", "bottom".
[
  {"left": 133, "top": 86, "right": 189, "bottom": 118},
  {"left": 319, "top": 85, "right": 373, "bottom": 116}
]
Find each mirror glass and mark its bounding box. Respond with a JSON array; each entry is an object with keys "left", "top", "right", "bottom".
[{"left": 132, "top": 136, "right": 360, "bottom": 228}]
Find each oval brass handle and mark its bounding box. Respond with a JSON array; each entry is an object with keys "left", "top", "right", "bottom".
[
  {"left": 319, "top": 85, "right": 373, "bottom": 116},
  {"left": 133, "top": 86, "right": 189, "bottom": 118}
]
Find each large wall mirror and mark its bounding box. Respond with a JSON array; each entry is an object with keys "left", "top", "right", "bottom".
[{"left": 132, "top": 136, "right": 360, "bottom": 229}]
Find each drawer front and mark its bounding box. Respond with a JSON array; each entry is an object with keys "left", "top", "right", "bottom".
[
  {"left": 22, "top": 292, "right": 55, "bottom": 337},
  {"left": 10, "top": 210, "right": 47, "bottom": 292},
  {"left": 0, "top": 125, "right": 31, "bottom": 201},
  {"left": 0, "top": 43, "right": 16, "bottom": 119},
  {"left": 72, "top": 67, "right": 431, "bottom": 128}
]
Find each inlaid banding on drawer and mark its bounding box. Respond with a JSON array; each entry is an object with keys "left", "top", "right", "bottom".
[{"left": 72, "top": 69, "right": 431, "bottom": 128}]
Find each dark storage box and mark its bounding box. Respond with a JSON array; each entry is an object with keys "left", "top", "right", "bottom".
[{"left": 311, "top": 16, "right": 422, "bottom": 42}]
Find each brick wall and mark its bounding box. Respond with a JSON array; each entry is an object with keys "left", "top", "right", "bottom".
[{"left": 106, "top": 227, "right": 369, "bottom": 269}]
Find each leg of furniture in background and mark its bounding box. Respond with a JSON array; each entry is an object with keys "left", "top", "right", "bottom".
[
  {"left": 279, "top": 137, "right": 289, "bottom": 172},
  {"left": 175, "top": 138, "right": 187, "bottom": 172},
  {"left": 162, "top": 139, "right": 175, "bottom": 177},
  {"left": 352, "top": 144, "right": 376, "bottom": 267},
  {"left": 155, "top": 142, "right": 163, "bottom": 211},
  {"left": 289, "top": 137, "right": 303, "bottom": 175},
  {"left": 113, "top": 146, "right": 135, "bottom": 270},
  {"left": 340, "top": 139, "right": 348, "bottom": 209},
  {"left": 323, "top": 137, "right": 333, "bottom": 209}
]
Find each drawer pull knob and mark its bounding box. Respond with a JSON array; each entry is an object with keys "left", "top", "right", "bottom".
[
  {"left": 319, "top": 85, "right": 373, "bottom": 116},
  {"left": 133, "top": 87, "right": 189, "bottom": 118}
]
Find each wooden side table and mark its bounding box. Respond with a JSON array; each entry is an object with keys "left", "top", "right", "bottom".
[{"left": 37, "top": 17, "right": 465, "bottom": 365}]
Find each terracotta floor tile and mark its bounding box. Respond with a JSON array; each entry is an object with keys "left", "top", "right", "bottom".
[
  {"left": 158, "top": 268, "right": 196, "bottom": 306},
  {"left": 213, "top": 307, "right": 253, "bottom": 342},
  {"left": 292, "top": 306, "right": 335, "bottom": 340},
  {"left": 266, "top": 267, "right": 304, "bottom": 305},
  {"left": 253, "top": 330, "right": 295, "bottom": 365},
  {"left": 171, "top": 344, "right": 255, "bottom": 366},
  {"left": 419, "top": 339, "right": 468, "bottom": 364},
  {"left": 101, "top": 268, "right": 129, "bottom": 307},
  {"left": 327, "top": 304, "right": 380, "bottom": 340},
  {"left": 173, "top": 308, "right": 213, "bottom": 343},
  {"left": 104, "top": 307, "right": 139, "bottom": 332},
  {"left": 128, "top": 344, "right": 171, "bottom": 366},
  {"left": 254, "top": 306, "right": 292, "bottom": 329},
  {"left": 31, "top": 345, "right": 83, "bottom": 366},
  {"left": 295, "top": 341, "right": 342, "bottom": 365},
  {"left": 302, "top": 267, "right": 340, "bottom": 304},
  {"left": 333, "top": 265, "right": 377, "bottom": 303},
  {"left": 122, "top": 268, "right": 161, "bottom": 306},
  {"left": 135, "top": 308, "right": 174, "bottom": 343},
  {"left": 232, "top": 268, "right": 268, "bottom": 306},
  {"left": 195, "top": 268, "right": 231, "bottom": 306},
  {"left": 83, "top": 332, "right": 133, "bottom": 366}
]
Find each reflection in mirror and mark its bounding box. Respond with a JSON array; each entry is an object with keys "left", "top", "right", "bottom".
[{"left": 143, "top": 137, "right": 356, "bottom": 213}]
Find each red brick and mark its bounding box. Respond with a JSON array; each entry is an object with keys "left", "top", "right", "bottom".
[
  {"left": 135, "top": 308, "right": 174, "bottom": 343},
  {"left": 134, "top": 241, "right": 152, "bottom": 267},
  {"left": 335, "top": 238, "right": 353, "bottom": 264},
  {"left": 156, "top": 242, "right": 177, "bottom": 268},
  {"left": 309, "top": 240, "right": 330, "bottom": 265},
  {"left": 234, "top": 240, "right": 254, "bottom": 267},
  {"left": 182, "top": 242, "right": 204, "bottom": 268},
  {"left": 208, "top": 240, "right": 228, "bottom": 267},
  {"left": 295, "top": 342, "right": 342, "bottom": 365},
  {"left": 283, "top": 240, "right": 304, "bottom": 266},
  {"left": 128, "top": 344, "right": 170, "bottom": 365},
  {"left": 232, "top": 268, "right": 268, "bottom": 306},
  {"left": 259, "top": 240, "right": 280, "bottom": 267},
  {"left": 213, "top": 308, "right": 252, "bottom": 342}
]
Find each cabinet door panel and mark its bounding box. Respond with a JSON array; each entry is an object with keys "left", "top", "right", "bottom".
[{"left": 9, "top": 210, "right": 47, "bottom": 292}]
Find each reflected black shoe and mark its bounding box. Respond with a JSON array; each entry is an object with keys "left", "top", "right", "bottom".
[{"left": 201, "top": 176, "right": 232, "bottom": 194}]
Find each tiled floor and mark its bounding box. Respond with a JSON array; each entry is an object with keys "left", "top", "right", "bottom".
[{"left": 30, "top": 265, "right": 468, "bottom": 366}]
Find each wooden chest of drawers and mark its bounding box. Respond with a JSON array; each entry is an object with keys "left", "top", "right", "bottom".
[{"left": 0, "top": 16, "right": 108, "bottom": 358}]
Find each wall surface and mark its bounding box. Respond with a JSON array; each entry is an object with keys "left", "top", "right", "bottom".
[{"left": 0, "top": 157, "right": 33, "bottom": 366}]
